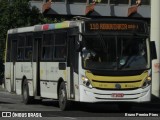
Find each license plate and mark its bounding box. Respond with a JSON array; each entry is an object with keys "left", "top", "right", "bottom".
[{"left": 112, "top": 93, "right": 124, "bottom": 98}]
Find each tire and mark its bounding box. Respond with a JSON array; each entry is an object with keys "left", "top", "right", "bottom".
[
  {"left": 58, "top": 82, "right": 70, "bottom": 111},
  {"left": 22, "top": 79, "right": 33, "bottom": 104}
]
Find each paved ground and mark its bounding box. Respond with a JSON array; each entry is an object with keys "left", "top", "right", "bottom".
[{"left": 0, "top": 85, "right": 160, "bottom": 120}]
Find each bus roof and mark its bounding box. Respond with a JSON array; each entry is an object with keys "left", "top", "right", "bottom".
[
  {"left": 8, "top": 21, "right": 79, "bottom": 34},
  {"left": 8, "top": 18, "right": 148, "bottom": 34}
]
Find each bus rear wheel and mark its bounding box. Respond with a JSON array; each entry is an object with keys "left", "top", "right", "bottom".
[
  {"left": 58, "top": 82, "right": 70, "bottom": 111},
  {"left": 22, "top": 79, "right": 33, "bottom": 104}
]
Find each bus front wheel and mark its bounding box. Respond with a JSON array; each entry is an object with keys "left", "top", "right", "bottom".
[
  {"left": 22, "top": 79, "right": 33, "bottom": 104},
  {"left": 58, "top": 82, "right": 70, "bottom": 111}
]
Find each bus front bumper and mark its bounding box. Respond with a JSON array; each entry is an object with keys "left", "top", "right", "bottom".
[{"left": 79, "top": 85, "right": 151, "bottom": 103}]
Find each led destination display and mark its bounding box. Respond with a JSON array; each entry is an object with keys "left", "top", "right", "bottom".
[{"left": 84, "top": 20, "right": 147, "bottom": 33}]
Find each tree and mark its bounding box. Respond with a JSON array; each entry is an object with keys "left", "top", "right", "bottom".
[{"left": 0, "top": 0, "right": 52, "bottom": 80}]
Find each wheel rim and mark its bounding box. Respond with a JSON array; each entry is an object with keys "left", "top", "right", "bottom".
[{"left": 23, "top": 84, "right": 28, "bottom": 100}]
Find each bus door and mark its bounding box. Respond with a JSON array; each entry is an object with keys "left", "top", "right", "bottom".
[
  {"left": 11, "top": 40, "right": 17, "bottom": 92},
  {"left": 34, "top": 37, "right": 41, "bottom": 96},
  {"left": 69, "top": 36, "right": 79, "bottom": 100}
]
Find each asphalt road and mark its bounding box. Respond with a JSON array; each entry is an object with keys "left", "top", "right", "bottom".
[{"left": 0, "top": 85, "right": 160, "bottom": 120}]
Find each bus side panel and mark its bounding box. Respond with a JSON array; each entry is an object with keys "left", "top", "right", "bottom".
[
  {"left": 10, "top": 62, "right": 15, "bottom": 92},
  {"left": 15, "top": 62, "right": 21, "bottom": 95},
  {"left": 15, "top": 62, "right": 33, "bottom": 96},
  {"left": 28, "top": 80, "right": 34, "bottom": 96},
  {"left": 24, "top": 62, "right": 33, "bottom": 96},
  {"left": 46, "top": 62, "right": 60, "bottom": 99},
  {"left": 32, "top": 62, "right": 37, "bottom": 97},
  {"left": 73, "top": 72, "right": 79, "bottom": 101},
  {"left": 40, "top": 62, "right": 66, "bottom": 99},
  {"left": 5, "top": 62, "right": 11, "bottom": 92},
  {"left": 15, "top": 80, "right": 22, "bottom": 94},
  {"left": 15, "top": 62, "right": 22, "bottom": 95},
  {"left": 40, "top": 62, "right": 48, "bottom": 97}
]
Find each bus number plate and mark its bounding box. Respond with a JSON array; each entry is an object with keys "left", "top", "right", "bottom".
[{"left": 112, "top": 93, "right": 124, "bottom": 98}]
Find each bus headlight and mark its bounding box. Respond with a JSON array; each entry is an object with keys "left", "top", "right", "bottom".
[
  {"left": 81, "top": 75, "right": 93, "bottom": 89},
  {"left": 142, "top": 77, "right": 151, "bottom": 89}
]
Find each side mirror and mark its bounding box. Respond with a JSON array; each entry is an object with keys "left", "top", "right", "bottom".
[{"left": 150, "top": 41, "right": 157, "bottom": 60}]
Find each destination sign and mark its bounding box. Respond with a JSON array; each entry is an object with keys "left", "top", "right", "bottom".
[
  {"left": 84, "top": 20, "right": 147, "bottom": 33},
  {"left": 89, "top": 23, "right": 138, "bottom": 30}
]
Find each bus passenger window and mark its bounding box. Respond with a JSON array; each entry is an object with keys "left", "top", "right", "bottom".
[
  {"left": 18, "top": 36, "right": 25, "bottom": 47},
  {"left": 25, "top": 35, "right": 33, "bottom": 60},
  {"left": 55, "top": 33, "right": 66, "bottom": 45},
  {"left": 25, "top": 48, "right": 32, "bottom": 59},
  {"left": 54, "top": 32, "right": 67, "bottom": 60},
  {"left": 17, "top": 36, "right": 25, "bottom": 60},
  {"left": 54, "top": 46, "right": 66, "bottom": 59},
  {"left": 42, "top": 47, "right": 53, "bottom": 60},
  {"left": 42, "top": 34, "right": 53, "bottom": 60},
  {"left": 17, "top": 48, "right": 24, "bottom": 60}
]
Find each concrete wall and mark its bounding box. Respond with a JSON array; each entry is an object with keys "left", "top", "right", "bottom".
[
  {"left": 30, "top": 1, "right": 151, "bottom": 18},
  {"left": 151, "top": 0, "right": 160, "bottom": 97}
]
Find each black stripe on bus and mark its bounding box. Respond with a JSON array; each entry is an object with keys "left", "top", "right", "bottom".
[
  {"left": 92, "top": 80, "right": 141, "bottom": 83},
  {"left": 40, "top": 80, "right": 58, "bottom": 83},
  {"left": 95, "top": 97, "right": 139, "bottom": 100},
  {"left": 15, "top": 78, "right": 33, "bottom": 81},
  {"left": 94, "top": 92, "right": 142, "bottom": 96},
  {"left": 94, "top": 87, "right": 140, "bottom": 90}
]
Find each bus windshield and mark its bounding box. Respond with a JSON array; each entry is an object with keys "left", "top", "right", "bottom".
[{"left": 82, "top": 35, "right": 150, "bottom": 71}]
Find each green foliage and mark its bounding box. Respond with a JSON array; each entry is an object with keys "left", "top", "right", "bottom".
[
  {"left": 0, "top": 1, "right": 29, "bottom": 61},
  {"left": 0, "top": 0, "right": 42, "bottom": 30},
  {"left": 0, "top": 0, "right": 53, "bottom": 58},
  {"left": 0, "top": 0, "right": 66, "bottom": 60},
  {"left": 0, "top": 0, "right": 54, "bottom": 78}
]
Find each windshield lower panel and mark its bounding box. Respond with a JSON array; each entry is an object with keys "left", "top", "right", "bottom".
[{"left": 82, "top": 35, "right": 150, "bottom": 71}]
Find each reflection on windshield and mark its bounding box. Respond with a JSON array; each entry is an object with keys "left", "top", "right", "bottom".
[{"left": 82, "top": 35, "right": 149, "bottom": 70}]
